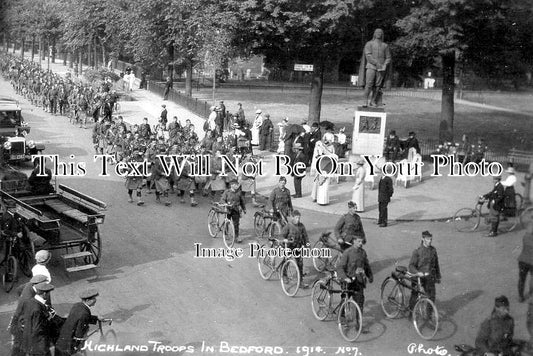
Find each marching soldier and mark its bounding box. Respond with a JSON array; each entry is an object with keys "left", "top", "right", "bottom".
[
  {"left": 220, "top": 180, "right": 246, "bottom": 243},
  {"left": 269, "top": 176, "right": 293, "bottom": 220}
]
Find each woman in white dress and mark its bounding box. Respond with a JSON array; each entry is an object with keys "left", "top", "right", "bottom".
[
  {"left": 251, "top": 110, "right": 263, "bottom": 145},
  {"left": 311, "top": 134, "right": 337, "bottom": 205},
  {"left": 277, "top": 118, "right": 288, "bottom": 154},
  {"left": 351, "top": 158, "right": 366, "bottom": 212}
]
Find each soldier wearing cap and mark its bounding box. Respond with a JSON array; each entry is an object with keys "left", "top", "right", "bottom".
[
  {"left": 220, "top": 180, "right": 247, "bottom": 243},
  {"left": 337, "top": 235, "right": 373, "bottom": 319},
  {"left": 10, "top": 275, "right": 49, "bottom": 356},
  {"left": 269, "top": 176, "right": 293, "bottom": 220},
  {"left": 280, "top": 210, "right": 310, "bottom": 288},
  {"left": 335, "top": 201, "right": 366, "bottom": 250},
  {"left": 56, "top": 289, "right": 100, "bottom": 356},
  {"left": 21, "top": 282, "right": 55, "bottom": 356},
  {"left": 482, "top": 175, "right": 505, "bottom": 237},
  {"left": 292, "top": 143, "right": 307, "bottom": 198},
  {"left": 475, "top": 295, "right": 515, "bottom": 356},
  {"left": 408, "top": 231, "right": 441, "bottom": 311}
]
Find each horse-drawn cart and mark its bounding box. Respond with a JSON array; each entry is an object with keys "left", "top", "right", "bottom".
[{"left": 1, "top": 182, "right": 106, "bottom": 278}]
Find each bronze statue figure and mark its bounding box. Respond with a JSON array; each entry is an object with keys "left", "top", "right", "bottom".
[{"left": 358, "top": 28, "right": 392, "bottom": 107}]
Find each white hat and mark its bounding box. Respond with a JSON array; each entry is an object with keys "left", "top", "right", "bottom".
[
  {"left": 506, "top": 167, "right": 515, "bottom": 174},
  {"left": 255, "top": 109, "right": 262, "bottom": 114},
  {"left": 35, "top": 250, "right": 51, "bottom": 264}
]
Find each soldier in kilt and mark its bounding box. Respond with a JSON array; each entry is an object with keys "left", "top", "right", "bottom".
[
  {"left": 152, "top": 153, "right": 171, "bottom": 206},
  {"left": 125, "top": 153, "right": 145, "bottom": 206},
  {"left": 176, "top": 157, "right": 198, "bottom": 207}
]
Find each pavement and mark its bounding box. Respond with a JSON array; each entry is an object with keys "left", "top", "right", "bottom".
[{"left": 12, "top": 51, "right": 532, "bottom": 222}]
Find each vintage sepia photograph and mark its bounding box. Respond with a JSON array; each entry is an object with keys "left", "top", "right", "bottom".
[{"left": 0, "top": 0, "right": 532, "bottom": 355}]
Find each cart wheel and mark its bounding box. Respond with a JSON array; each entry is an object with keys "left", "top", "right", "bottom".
[
  {"left": 82, "top": 229, "right": 102, "bottom": 265},
  {"left": 3, "top": 256, "right": 18, "bottom": 293}
]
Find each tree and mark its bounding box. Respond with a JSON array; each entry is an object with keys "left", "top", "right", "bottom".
[
  {"left": 395, "top": 0, "right": 533, "bottom": 142},
  {"left": 230, "top": 0, "right": 410, "bottom": 123}
]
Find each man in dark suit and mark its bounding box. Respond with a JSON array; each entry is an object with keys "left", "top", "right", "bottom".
[
  {"left": 10, "top": 275, "right": 49, "bottom": 356},
  {"left": 483, "top": 176, "right": 505, "bottom": 237},
  {"left": 258, "top": 113, "right": 274, "bottom": 151},
  {"left": 160, "top": 104, "right": 168, "bottom": 126},
  {"left": 377, "top": 170, "right": 394, "bottom": 227},
  {"left": 291, "top": 144, "right": 307, "bottom": 198},
  {"left": 21, "top": 282, "right": 55, "bottom": 356},
  {"left": 55, "top": 289, "right": 99, "bottom": 356},
  {"left": 307, "top": 123, "right": 321, "bottom": 165}
]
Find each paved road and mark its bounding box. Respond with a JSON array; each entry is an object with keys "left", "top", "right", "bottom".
[{"left": 0, "top": 77, "right": 530, "bottom": 356}]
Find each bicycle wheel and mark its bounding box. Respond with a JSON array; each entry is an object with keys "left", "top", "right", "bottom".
[
  {"left": 453, "top": 208, "right": 480, "bottom": 232},
  {"left": 499, "top": 208, "right": 521, "bottom": 233},
  {"left": 413, "top": 298, "right": 439, "bottom": 340},
  {"left": 268, "top": 221, "right": 282, "bottom": 239},
  {"left": 253, "top": 212, "right": 265, "bottom": 238},
  {"left": 312, "top": 239, "right": 327, "bottom": 272},
  {"left": 280, "top": 259, "right": 300, "bottom": 297},
  {"left": 100, "top": 329, "right": 118, "bottom": 343},
  {"left": 311, "top": 279, "right": 332, "bottom": 320},
  {"left": 207, "top": 209, "right": 218, "bottom": 238},
  {"left": 3, "top": 256, "right": 18, "bottom": 293},
  {"left": 222, "top": 220, "right": 235, "bottom": 248},
  {"left": 338, "top": 299, "right": 363, "bottom": 342},
  {"left": 520, "top": 207, "right": 533, "bottom": 227},
  {"left": 380, "top": 277, "right": 405, "bottom": 318}
]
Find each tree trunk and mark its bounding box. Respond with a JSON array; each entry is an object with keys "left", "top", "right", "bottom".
[
  {"left": 93, "top": 37, "right": 98, "bottom": 68},
  {"left": 39, "top": 37, "right": 43, "bottom": 61},
  {"left": 31, "top": 35, "right": 35, "bottom": 61},
  {"left": 168, "top": 43, "right": 174, "bottom": 83},
  {"left": 12, "top": 38, "right": 16, "bottom": 54},
  {"left": 185, "top": 58, "right": 193, "bottom": 96},
  {"left": 308, "top": 59, "right": 325, "bottom": 124},
  {"left": 51, "top": 38, "right": 56, "bottom": 63},
  {"left": 101, "top": 41, "right": 106, "bottom": 68},
  {"left": 78, "top": 48, "right": 83, "bottom": 75},
  {"left": 88, "top": 41, "right": 92, "bottom": 67},
  {"left": 439, "top": 51, "right": 455, "bottom": 143},
  {"left": 68, "top": 52, "right": 73, "bottom": 68},
  {"left": 21, "top": 37, "right": 25, "bottom": 59}
]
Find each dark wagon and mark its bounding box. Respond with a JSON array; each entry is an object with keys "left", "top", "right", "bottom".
[{"left": 1, "top": 180, "right": 106, "bottom": 290}]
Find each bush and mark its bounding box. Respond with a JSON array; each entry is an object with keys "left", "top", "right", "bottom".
[{"left": 83, "top": 68, "right": 121, "bottom": 83}]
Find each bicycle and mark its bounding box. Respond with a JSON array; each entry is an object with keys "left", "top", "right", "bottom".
[
  {"left": 207, "top": 202, "right": 236, "bottom": 249},
  {"left": 73, "top": 318, "right": 116, "bottom": 355},
  {"left": 310, "top": 271, "right": 363, "bottom": 342},
  {"left": 380, "top": 266, "right": 439, "bottom": 340},
  {"left": 1, "top": 226, "right": 35, "bottom": 293},
  {"left": 256, "top": 238, "right": 301, "bottom": 297},
  {"left": 453, "top": 195, "right": 523, "bottom": 233},
  {"left": 253, "top": 208, "right": 275, "bottom": 239},
  {"left": 312, "top": 232, "right": 343, "bottom": 272}
]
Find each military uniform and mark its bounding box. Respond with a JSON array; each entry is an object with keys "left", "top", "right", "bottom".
[
  {"left": 484, "top": 181, "right": 504, "bottom": 235},
  {"left": 280, "top": 221, "right": 309, "bottom": 278},
  {"left": 220, "top": 189, "right": 246, "bottom": 241},
  {"left": 475, "top": 313, "right": 514, "bottom": 355},
  {"left": 408, "top": 244, "right": 441, "bottom": 309},
  {"left": 270, "top": 186, "right": 293, "bottom": 218},
  {"left": 334, "top": 212, "right": 366, "bottom": 248},
  {"left": 337, "top": 245, "right": 373, "bottom": 312},
  {"left": 55, "top": 303, "right": 98, "bottom": 356}
]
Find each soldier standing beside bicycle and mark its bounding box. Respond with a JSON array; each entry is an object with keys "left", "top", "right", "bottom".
[
  {"left": 220, "top": 180, "right": 247, "bottom": 243},
  {"left": 337, "top": 235, "right": 373, "bottom": 324},
  {"left": 280, "top": 210, "right": 310, "bottom": 288},
  {"left": 55, "top": 289, "right": 100, "bottom": 356},
  {"left": 408, "top": 231, "right": 441, "bottom": 314},
  {"left": 482, "top": 175, "right": 505, "bottom": 237},
  {"left": 334, "top": 201, "right": 366, "bottom": 250},
  {"left": 269, "top": 176, "right": 293, "bottom": 220}
]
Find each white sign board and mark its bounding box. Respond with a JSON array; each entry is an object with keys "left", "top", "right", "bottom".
[
  {"left": 294, "top": 64, "right": 314, "bottom": 72},
  {"left": 352, "top": 109, "right": 387, "bottom": 156}
]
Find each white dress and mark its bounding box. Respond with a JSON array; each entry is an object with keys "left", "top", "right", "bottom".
[
  {"left": 311, "top": 142, "right": 336, "bottom": 205},
  {"left": 351, "top": 165, "right": 366, "bottom": 211},
  {"left": 251, "top": 114, "right": 263, "bottom": 145}
]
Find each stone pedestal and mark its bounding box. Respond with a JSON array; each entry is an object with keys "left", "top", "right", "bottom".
[{"left": 351, "top": 106, "right": 387, "bottom": 157}]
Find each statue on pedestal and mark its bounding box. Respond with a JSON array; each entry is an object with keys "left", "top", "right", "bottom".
[{"left": 358, "top": 28, "right": 391, "bottom": 107}]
